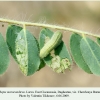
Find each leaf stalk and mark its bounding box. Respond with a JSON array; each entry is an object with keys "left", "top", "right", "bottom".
[{"left": 0, "top": 18, "right": 100, "bottom": 38}]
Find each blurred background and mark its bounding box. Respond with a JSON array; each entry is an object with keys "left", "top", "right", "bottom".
[{"left": 0, "top": 1, "right": 100, "bottom": 87}]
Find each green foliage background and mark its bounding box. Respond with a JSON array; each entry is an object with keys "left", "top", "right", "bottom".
[{"left": 0, "top": 1, "right": 100, "bottom": 87}]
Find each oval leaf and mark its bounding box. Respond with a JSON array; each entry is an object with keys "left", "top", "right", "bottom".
[
  {"left": 6, "top": 25, "right": 40, "bottom": 76},
  {"left": 39, "top": 28, "right": 72, "bottom": 73},
  {"left": 70, "top": 33, "right": 92, "bottom": 74},
  {"left": 80, "top": 37, "right": 100, "bottom": 75},
  {"left": 0, "top": 33, "right": 9, "bottom": 74}
]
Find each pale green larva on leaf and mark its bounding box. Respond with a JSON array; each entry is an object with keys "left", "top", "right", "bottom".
[{"left": 40, "top": 31, "right": 63, "bottom": 58}]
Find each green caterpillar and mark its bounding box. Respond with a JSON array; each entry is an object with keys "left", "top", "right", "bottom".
[{"left": 40, "top": 31, "right": 63, "bottom": 58}]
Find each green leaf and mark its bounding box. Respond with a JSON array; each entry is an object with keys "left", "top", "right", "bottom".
[
  {"left": 0, "top": 33, "right": 9, "bottom": 74},
  {"left": 70, "top": 33, "right": 92, "bottom": 74},
  {"left": 6, "top": 25, "right": 40, "bottom": 76},
  {"left": 80, "top": 37, "right": 100, "bottom": 75},
  {"left": 39, "top": 28, "right": 72, "bottom": 73}
]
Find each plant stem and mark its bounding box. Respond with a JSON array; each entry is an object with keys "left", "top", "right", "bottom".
[{"left": 0, "top": 18, "right": 100, "bottom": 38}]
